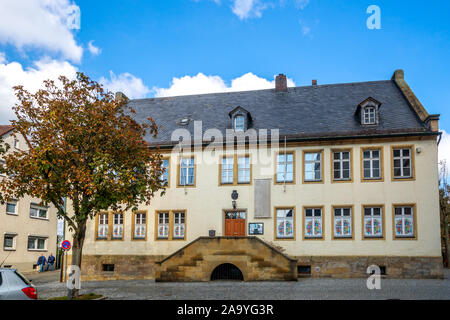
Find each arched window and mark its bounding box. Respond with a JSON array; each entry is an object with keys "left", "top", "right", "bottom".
[{"left": 211, "top": 263, "right": 244, "bottom": 281}]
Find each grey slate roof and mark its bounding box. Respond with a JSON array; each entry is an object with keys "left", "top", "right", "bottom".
[{"left": 129, "top": 80, "right": 430, "bottom": 146}]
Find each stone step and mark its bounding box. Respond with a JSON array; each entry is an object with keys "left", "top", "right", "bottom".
[{"left": 156, "top": 236, "right": 297, "bottom": 282}]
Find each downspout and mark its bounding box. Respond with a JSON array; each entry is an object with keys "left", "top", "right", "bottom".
[{"left": 437, "top": 131, "right": 443, "bottom": 145}]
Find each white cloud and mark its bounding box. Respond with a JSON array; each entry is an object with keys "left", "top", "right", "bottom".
[
  {"left": 99, "top": 71, "right": 150, "bottom": 99},
  {"left": 298, "top": 19, "right": 312, "bottom": 36},
  {"left": 231, "top": 0, "right": 267, "bottom": 20},
  {"left": 207, "top": 0, "right": 311, "bottom": 19},
  {"left": 0, "top": 54, "right": 152, "bottom": 122},
  {"left": 295, "top": 0, "right": 310, "bottom": 10},
  {"left": 0, "top": 0, "right": 83, "bottom": 62},
  {"left": 153, "top": 72, "right": 295, "bottom": 97},
  {"left": 87, "top": 40, "right": 101, "bottom": 56},
  {"left": 0, "top": 56, "right": 78, "bottom": 122},
  {"left": 301, "top": 25, "right": 311, "bottom": 35}
]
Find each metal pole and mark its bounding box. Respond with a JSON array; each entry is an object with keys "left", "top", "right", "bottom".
[
  {"left": 65, "top": 250, "right": 72, "bottom": 299},
  {"left": 59, "top": 251, "right": 64, "bottom": 282},
  {"left": 64, "top": 250, "right": 67, "bottom": 282}
]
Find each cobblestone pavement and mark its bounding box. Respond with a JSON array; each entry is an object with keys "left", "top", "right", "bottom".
[{"left": 33, "top": 269, "right": 450, "bottom": 300}]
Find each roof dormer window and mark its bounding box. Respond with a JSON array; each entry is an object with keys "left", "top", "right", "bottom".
[
  {"left": 363, "top": 106, "right": 376, "bottom": 125},
  {"left": 234, "top": 115, "right": 245, "bottom": 132},
  {"left": 356, "top": 97, "right": 381, "bottom": 127},
  {"left": 229, "top": 106, "right": 251, "bottom": 132}
]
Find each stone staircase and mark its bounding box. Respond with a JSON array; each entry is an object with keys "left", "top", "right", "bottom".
[{"left": 155, "top": 236, "right": 298, "bottom": 282}]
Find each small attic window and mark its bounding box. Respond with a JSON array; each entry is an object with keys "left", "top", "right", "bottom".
[
  {"left": 356, "top": 97, "right": 381, "bottom": 126},
  {"left": 363, "top": 106, "right": 376, "bottom": 125},
  {"left": 229, "top": 106, "right": 251, "bottom": 132},
  {"left": 234, "top": 115, "right": 245, "bottom": 131}
]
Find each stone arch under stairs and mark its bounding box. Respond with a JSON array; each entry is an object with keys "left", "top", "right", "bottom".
[{"left": 155, "top": 236, "right": 298, "bottom": 282}]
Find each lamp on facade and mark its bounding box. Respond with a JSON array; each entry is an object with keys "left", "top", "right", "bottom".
[{"left": 231, "top": 190, "right": 238, "bottom": 209}]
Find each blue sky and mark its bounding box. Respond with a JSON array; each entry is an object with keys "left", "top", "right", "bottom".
[{"left": 0, "top": 0, "right": 449, "bottom": 163}]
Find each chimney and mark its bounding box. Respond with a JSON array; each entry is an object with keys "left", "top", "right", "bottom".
[
  {"left": 425, "top": 114, "right": 440, "bottom": 132},
  {"left": 115, "top": 91, "right": 128, "bottom": 102},
  {"left": 312, "top": 79, "right": 317, "bottom": 85},
  {"left": 275, "top": 74, "right": 287, "bottom": 92}
]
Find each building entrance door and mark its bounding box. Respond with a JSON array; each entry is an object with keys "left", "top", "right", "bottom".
[{"left": 224, "top": 211, "right": 246, "bottom": 236}]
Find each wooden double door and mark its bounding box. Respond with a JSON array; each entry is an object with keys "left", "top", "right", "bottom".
[{"left": 224, "top": 211, "right": 246, "bottom": 236}]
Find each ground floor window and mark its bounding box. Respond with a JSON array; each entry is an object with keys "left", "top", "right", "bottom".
[
  {"left": 304, "top": 208, "right": 322, "bottom": 239},
  {"left": 27, "top": 236, "right": 46, "bottom": 250},
  {"left": 333, "top": 207, "right": 352, "bottom": 238},
  {"left": 157, "top": 210, "right": 187, "bottom": 240},
  {"left": 112, "top": 213, "right": 124, "bottom": 239},
  {"left": 275, "top": 208, "right": 294, "bottom": 239},
  {"left": 363, "top": 206, "right": 383, "bottom": 238},
  {"left": 173, "top": 212, "right": 186, "bottom": 239},
  {"left": 394, "top": 205, "right": 415, "bottom": 238},
  {"left": 157, "top": 212, "right": 170, "bottom": 239},
  {"left": 97, "top": 213, "right": 108, "bottom": 239},
  {"left": 134, "top": 212, "right": 146, "bottom": 239}
]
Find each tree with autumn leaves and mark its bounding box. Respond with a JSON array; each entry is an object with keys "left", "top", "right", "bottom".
[
  {"left": 439, "top": 160, "right": 450, "bottom": 268},
  {"left": 0, "top": 73, "right": 165, "bottom": 297}
]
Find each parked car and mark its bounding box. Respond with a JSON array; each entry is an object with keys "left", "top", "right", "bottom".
[{"left": 0, "top": 268, "right": 37, "bottom": 300}]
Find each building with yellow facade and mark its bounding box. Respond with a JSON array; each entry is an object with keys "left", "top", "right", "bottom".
[{"left": 66, "top": 70, "right": 443, "bottom": 281}]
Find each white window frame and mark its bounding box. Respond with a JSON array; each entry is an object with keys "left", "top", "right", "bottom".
[
  {"left": 333, "top": 151, "right": 351, "bottom": 181},
  {"left": 333, "top": 207, "right": 352, "bottom": 238},
  {"left": 234, "top": 115, "right": 245, "bottom": 132},
  {"left": 276, "top": 208, "right": 294, "bottom": 239},
  {"left": 362, "top": 149, "right": 381, "bottom": 179},
  {"left": 27, "top": 236, "right": 47, "bottom": 251},
  {"left": 221, "top": 157, "right": 234, "bottom": 184},
  {"left": 394, "top": 206, "right": 415, "bottom": 238},
  {"left": 179, "top": 157, "right": 195, "bottom": 186},
  {"left": 393, "top": 148, "right": 412, "bottom": 178},
  {"left": 158, "top": 212, "right": 170, "bottom": 239},
  {"left": 3, "top": 234, "right": 16, "bottom": 250},
  {"left": 237, "top": 156, "right": 250, "bottom": 184},
  {"left": 304, "top": 208, "right": 323, "bottom": 238},
  {"left": 6, "top": 200, "right": 18, "bottom": 215},
  {"left": 97, "top": 213, "right": 108, "bottom": 239},
  {"left": 13, "top": 138, "right": 19, "bottom": 149},
  {"left": 276, "top": 153, "right": 294, "bottom": 183},
  {"left": 304, "top": 152, "right": 322, "bottom": 182},
  {"left": 363, "top": 106, "right": 376, "bottom": 125},
  {"left": 29, "top": 204, "right": 48, "bottom": 220},
  {"left": 173, "top": 212, "right": 186, "bottom": 239},
  {"left": 363, "top": 207, "right": 383, "bottom": 238},
  {"left": 134, "top": 213, "right": 146, "bottom": 239},
  {"left": 112, "top": 213, "right": 124, "bottom": 239}
]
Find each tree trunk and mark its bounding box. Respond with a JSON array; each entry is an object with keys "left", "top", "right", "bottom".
[{"left": 70, "top": 218, "right": 87, "bottom": 298}]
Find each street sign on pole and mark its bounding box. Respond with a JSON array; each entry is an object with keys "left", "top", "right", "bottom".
[{"left": 61, "top": 240, "right": 71, "bottom": 251}]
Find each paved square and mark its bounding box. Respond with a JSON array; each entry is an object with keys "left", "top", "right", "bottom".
[{"left": 29, "top": 269, "right": 450, "bottom": 300}]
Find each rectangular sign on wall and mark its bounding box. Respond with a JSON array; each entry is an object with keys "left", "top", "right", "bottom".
[{"left": 254, "top": 179, "right": 271, "bottom": 218}]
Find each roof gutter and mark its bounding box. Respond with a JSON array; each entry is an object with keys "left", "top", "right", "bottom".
[{"left": 149, "top": 131, "right": 439, "bottom": 151}]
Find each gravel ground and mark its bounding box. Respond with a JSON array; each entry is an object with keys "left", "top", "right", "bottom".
[{"left": 32, "top": 269, "right": 450, "bottom": 300}]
